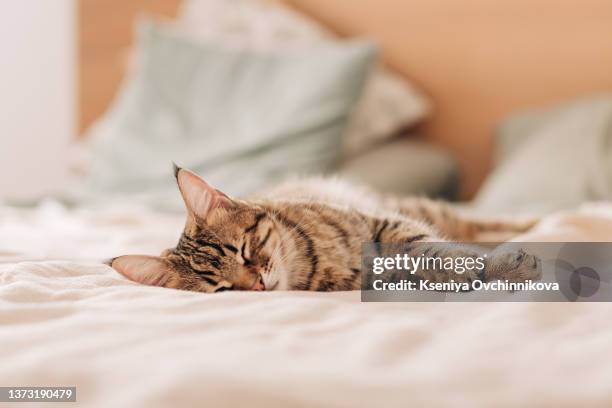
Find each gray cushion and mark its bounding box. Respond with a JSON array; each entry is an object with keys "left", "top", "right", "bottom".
[{"left": 337, "top": 138, "right": 459, "bottom": 199}]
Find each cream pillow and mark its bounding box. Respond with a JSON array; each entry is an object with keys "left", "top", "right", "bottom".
[{"left": 177, "top": 0, "right": 431, "bottom": 155}]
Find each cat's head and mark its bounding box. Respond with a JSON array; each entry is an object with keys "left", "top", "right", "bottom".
[{"left": 111, "top": 165, "right": 285, "bottom": 292}]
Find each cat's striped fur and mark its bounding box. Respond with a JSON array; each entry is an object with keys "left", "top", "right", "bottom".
[{"left": 111, "top": 167, "right": 541, "bottom": 292}]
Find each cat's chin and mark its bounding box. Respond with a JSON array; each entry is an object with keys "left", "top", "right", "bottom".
[
  {"left": 265, "top": 281, "right": 280, "bottom": 291},
  {"left": 262, "top": 273, "right": 282, "bottom": 291},
  {"left": 262, "top": 268, "right": 288, "bottom": 291}
]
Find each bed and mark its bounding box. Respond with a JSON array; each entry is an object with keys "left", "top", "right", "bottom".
[
  {"left": 3, "top": 1, "right": 612, "bottom": 406},
  {"left": 1, "top": 201, "right": 612, "bottom": 407}
]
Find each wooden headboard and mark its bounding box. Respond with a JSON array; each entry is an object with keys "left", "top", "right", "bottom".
[
  {"left": 79, "top": 0, "right": 612, "bottom": 197},
  {"left": 78, "top": 0, "right": 181, "bottom": 133}
]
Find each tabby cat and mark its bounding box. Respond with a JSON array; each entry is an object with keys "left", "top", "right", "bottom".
[{"left": 111, "top": 165, "right": 541, "bottom": 292}]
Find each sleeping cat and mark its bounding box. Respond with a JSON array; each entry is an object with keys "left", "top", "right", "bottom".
[{"left": 111, "top": 165, "right": 541, "bottom": 292}]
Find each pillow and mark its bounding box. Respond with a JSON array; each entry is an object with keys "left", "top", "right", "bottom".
[
  {"left": 83, "top": 21, "right": 376, "bottom": 198},
  {"left": 337, "top": 138, "right": 458, "bottom": 199},
  {"left": 493, "top": 104, "right": 566, "bottom": 166},
  {"left": 474, "top": 95, "right": 612, "bottom": 214},
  {"left": 177, "top": 0, "right": 431, "bottom": 155}
]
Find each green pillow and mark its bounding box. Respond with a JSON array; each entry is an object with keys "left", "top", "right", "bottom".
[
  {"left": 83, "top": 21, "right": 376, "bottom": 197},
  {"left": 474, "top": 95, "right": 612, "bottom": 214}
]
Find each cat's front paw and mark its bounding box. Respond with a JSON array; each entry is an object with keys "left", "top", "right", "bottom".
[{"left": 487, "top": 249, "right": 542, "bottom": 282}]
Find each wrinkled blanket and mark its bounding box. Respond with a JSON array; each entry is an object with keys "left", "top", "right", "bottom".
[{"left": 1, "top": 201, "right": 612, "bottom": 408}]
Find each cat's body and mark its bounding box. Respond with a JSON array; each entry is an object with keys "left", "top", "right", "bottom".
[{"left": 111, "top": 167, "right": 541, "bottom": 292}]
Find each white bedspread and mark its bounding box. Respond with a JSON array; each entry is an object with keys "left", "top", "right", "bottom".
[{"left": 1, "top": 201, "right": 612, "bottom": 408}]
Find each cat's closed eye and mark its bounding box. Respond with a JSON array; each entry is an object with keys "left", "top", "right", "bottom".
[{"left": 223, "top": 244, "right": 238, "bottom": 253}]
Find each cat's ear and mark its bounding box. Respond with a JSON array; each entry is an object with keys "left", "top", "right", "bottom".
[
  {"left": 111, "top": 255, "right": 176, "bottom": 287},
  {"left": 173, "top": 164, "right": 234, "bottom": 220}
]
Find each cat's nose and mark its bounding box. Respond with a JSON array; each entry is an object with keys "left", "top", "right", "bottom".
[{"left": 252, "top": 275, "right": 265, "bottom": 291}]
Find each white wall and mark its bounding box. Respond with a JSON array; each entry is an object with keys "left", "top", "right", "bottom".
[{"left": 0, "top": 0, "right": 75, "bottom": 200}]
